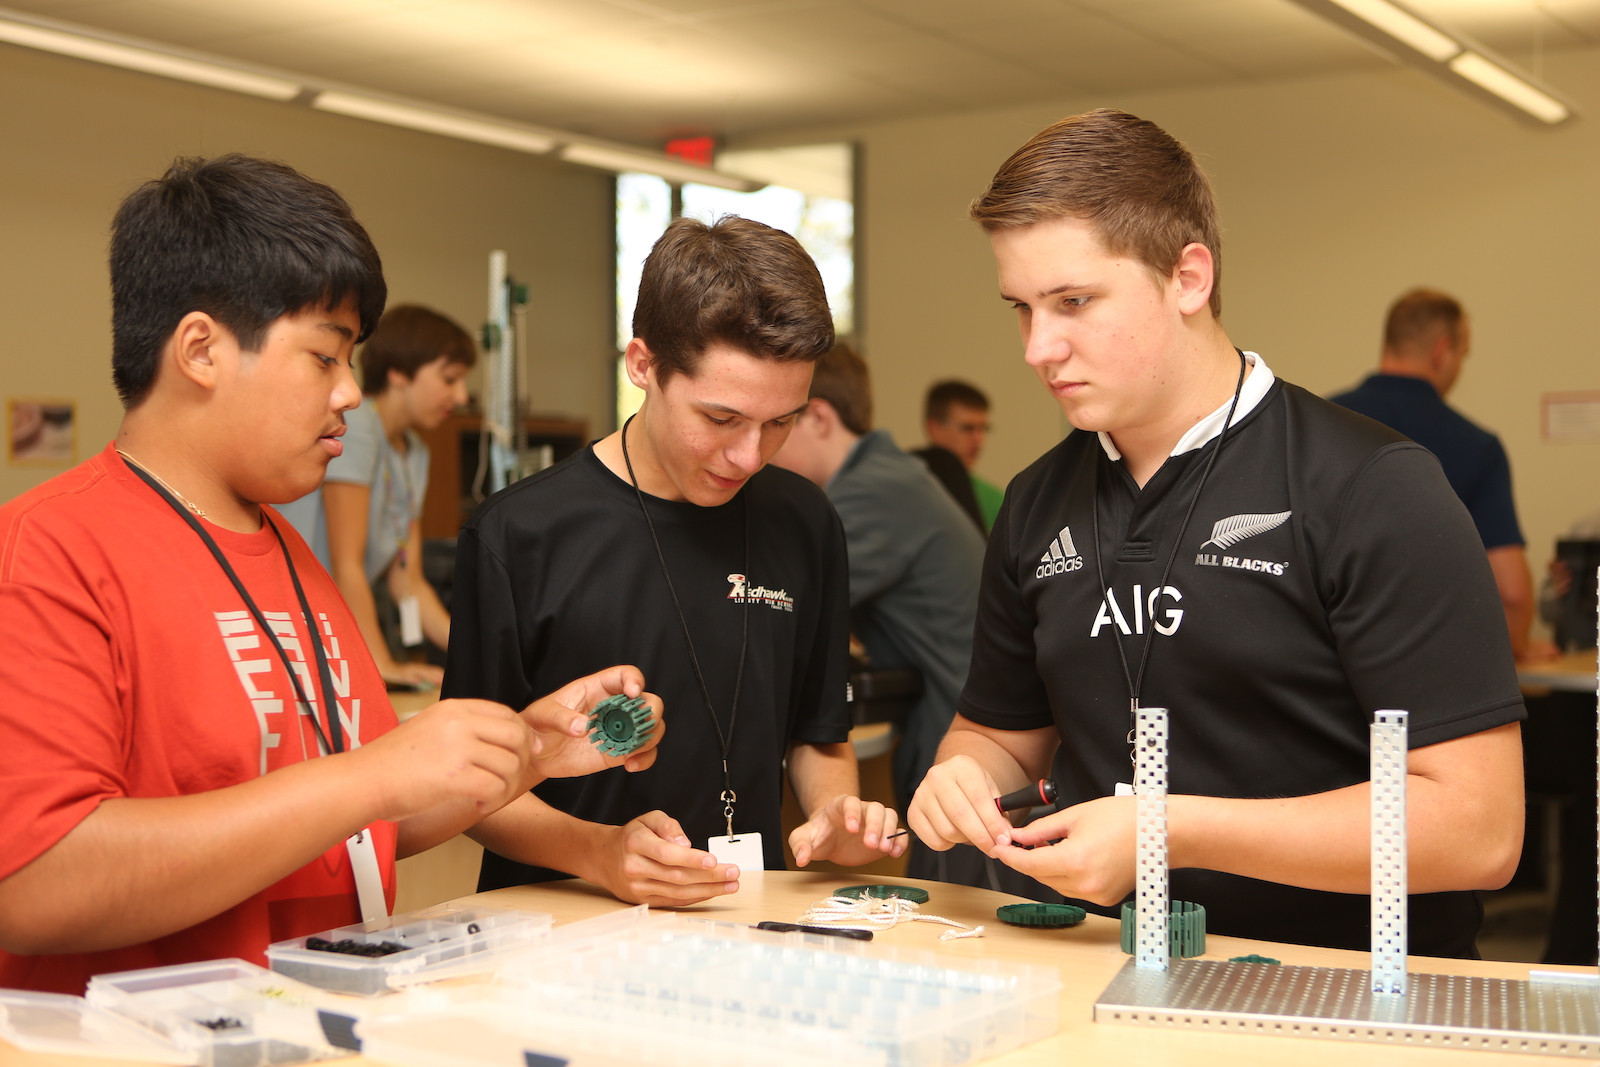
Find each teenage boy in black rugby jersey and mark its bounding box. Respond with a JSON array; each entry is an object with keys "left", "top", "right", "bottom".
[{"left": 907, "top": 109, "right": 1524, "bottom": 956}]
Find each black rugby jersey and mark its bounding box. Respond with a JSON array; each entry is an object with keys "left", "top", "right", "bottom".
[{"left": 962, "top": 377, "right": 1524, "bottom": 956}]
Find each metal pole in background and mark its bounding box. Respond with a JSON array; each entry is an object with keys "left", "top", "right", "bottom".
[{"left": 483, "top": 250, "right": 516, "bottom": 495}]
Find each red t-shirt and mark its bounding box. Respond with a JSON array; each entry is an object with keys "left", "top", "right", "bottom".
[{"left": 0, "top": 445, "right": 399, "bottom": 993}]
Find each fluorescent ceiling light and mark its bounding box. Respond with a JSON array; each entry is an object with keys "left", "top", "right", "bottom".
[
  {"left": 1323, "top": 0, "right": 1458, "bottom": 61},
  {"left": 1449, "top": 52, "right": 1571, "bottom": 125},
  {"left": 0, "top": 14, "right": 301, "bottom": 100},
  {"left": 1283, "top": 0, "right": 1574, "bottom": 125},
  {"left": 313, "top": 92, "right": 557, "bottom": 154},
  {"left": 560, "top": 143, "right": 763, "bottom": 192}
]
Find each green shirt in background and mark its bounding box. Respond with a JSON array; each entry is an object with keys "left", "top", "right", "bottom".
[{"left": 972, "top": 474, "right": 1003, "bottom": 532}]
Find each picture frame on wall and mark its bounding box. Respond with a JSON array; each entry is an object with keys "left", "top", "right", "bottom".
[{"left": 7, "top": 397, "right": 76, "bottom": 465}]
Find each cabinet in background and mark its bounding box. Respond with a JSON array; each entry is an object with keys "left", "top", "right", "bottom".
[{"left": 417, "top": 412, "right": 589, "bottom": 539}]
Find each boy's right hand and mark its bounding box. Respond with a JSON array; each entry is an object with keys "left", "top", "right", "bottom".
[
  {"left": 906, "top": 754, "right": 1016, "bottom": 855},
  {"left": 356, "top": 698, "right": 535, "bottom": 822},
  {"left": 589, "top": 811, "right": 740, "bottom": 906}
]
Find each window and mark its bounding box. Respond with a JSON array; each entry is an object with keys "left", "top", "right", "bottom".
[{"left": 614, "top": 144, "right": 854, "bottom": 426}]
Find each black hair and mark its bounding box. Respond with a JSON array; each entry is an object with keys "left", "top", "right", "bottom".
[{"left": 110, "top": 154, "right": 386, "bottom": 407}]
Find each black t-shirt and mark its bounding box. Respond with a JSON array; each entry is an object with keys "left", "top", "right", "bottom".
[
  {"left": 961, "top": 378, "right": 1525, "bottom": 956},
  {"left": 1332, "top": 373, "right": 1524, "bottom": 550},
  {"left": 444, "top": 447, "right": 852, "bottom": 890}
]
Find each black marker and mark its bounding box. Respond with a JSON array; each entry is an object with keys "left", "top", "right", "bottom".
[{"left": 755, "top": 921, "right": 873, "bottom": 940}]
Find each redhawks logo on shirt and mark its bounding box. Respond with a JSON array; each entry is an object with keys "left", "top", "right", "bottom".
[{"left": 726, "top": 573, "right": 794, "bottom": 612}]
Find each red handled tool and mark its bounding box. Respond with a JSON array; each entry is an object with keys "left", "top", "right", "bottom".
[{"left": 994, "top": 779, "right": 1058, "bottom": 814}]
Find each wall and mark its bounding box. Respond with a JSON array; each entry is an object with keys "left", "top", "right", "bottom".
[
  {"left": 0, "top": 44, "right": 615, "bottom": 504},
  {"left": 740, "top": 46, "right": 1600, "bottom": 591},
  {"left": 6, "top": 39, "right": 1597, "bottom": 585}
]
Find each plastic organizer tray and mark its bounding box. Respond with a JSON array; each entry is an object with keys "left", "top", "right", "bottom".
[
  {"left": 0, "top": 990, "right": 193, "bottom": 1063},
  {"left": 266, "top": 903, "right": 552, "bottom": 995},
  {"left": 84, "top": 959, "right": 343, "bottom": 1067},
  {"left": 357, "top": 908, "right": 1061, "bottom": 1067}
]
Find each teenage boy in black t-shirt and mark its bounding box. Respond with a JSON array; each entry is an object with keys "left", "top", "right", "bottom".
[
  {"left": 906, "top": 110, "right": 1525, "bottom": 956},
  {"left": 446, "top": 216, "right": 905, "bottom": 905}
]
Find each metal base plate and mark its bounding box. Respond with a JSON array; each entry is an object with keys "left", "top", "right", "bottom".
[{"left": 1095, "top": 958, "right": 1600, "bottom": 1057}]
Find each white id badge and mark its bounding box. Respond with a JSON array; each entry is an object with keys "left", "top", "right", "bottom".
[
  {"left": 398, "top": 594, "right": 423, "bottom": 648},
  {"left": 707, "top": 831, "right": 765, "bottom": 886},
  {"left": 1114, "top": 782, "right": 1135, "bottom": 797},
  {"left": 346, "top": 829, "right": 388, "bottom": 923}
]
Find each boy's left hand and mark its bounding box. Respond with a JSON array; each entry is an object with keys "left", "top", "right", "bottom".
[
  {"left": 519, "top": 665, "right": 664, "bottom": 784},
  {"left": 992, "top": 795, "right": 1136, "bottom": 906},
  {"left": 789, "top": 794, "right": 906, "bottom": 867}
]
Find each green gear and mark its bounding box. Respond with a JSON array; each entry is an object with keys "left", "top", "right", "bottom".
[
  {"left": 1228, "top": 954, "right": 1280, "bottom": 965},
  {"left": 835, "top": 884, "right": 930, "bottom": 904},
  {"left": 995, "top": 903, "right": 1086, "bottom": 928},
  {"left": 1120, "top": 900, "right": 1207, "bottom": 958},
  {"left": 587, "top": 695, "right": 654, "bottom": 757}
]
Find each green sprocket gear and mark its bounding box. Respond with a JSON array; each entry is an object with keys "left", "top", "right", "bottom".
[
  {"left": 835, "top": 884, "right": 930, "bottom": 904},
  {"left": 587, "top": 694, "right": 655, "bottom": 757},
  {"left": 1120, "top": 900, "right": 1207, "bottom": 958},
  {"left": 995, "top": 903, "right": 1086, "bottom": 928}
]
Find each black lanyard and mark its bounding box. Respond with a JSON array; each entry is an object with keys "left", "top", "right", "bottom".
[
  {"left": 1092, "top": 350, "right": 1247, "bottom": 763},
  {"left": 122, "top": 459, "right": 345, "bottom": 756},
  {"left": 619, "top": 417, "right": 750, "bottom": 822}
]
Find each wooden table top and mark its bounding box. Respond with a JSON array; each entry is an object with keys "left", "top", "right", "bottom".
[
  {"left": 1518, "top": 650, "right": 1598, "bottom": 694},
  {"left": 459, "top": 871, "right": 1599, "bottom": 1066},
  {"left": 9, "top": 871, "right": 1587, "bottom": 1067}
]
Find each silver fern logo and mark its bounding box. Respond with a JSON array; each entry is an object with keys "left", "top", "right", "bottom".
[{"left": 1201, "top": 511, "right": 1291, "bottom": 549}]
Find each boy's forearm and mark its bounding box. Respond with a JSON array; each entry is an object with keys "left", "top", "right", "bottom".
[
  {"left": 1169, "top": 723, "right": 1524, "bottom": 894},
  {"left": 786, "top": 741, "right": 860, "bottom": 817},
  {"left": 465, "top": 792, "right": 607, "bottom": 883},
  {"left": 0, "top": 755, "right": 386, "bottom": 955},
  {"left": 934, "top": 717, "right": 1049, "bottom": 796}
]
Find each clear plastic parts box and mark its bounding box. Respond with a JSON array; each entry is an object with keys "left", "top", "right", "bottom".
[
  {"left": 84, "top": 959, "right": 343, "bottom": 1067},
  {"left": 0, "top": 989, "right": 196, "bottom": 1063},
  {"left": 266, "top": 903, "right": 552, "bottom": 996},
  {"left": 358, "top": 909, "right": 1061, "bottom": 1067}
]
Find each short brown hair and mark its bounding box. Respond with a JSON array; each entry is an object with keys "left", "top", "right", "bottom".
[
  {"left": 1383, "top": 288, "right": 1464, "bottom": 353},
  {"left": 808, "top": 343, "right": 872, "bottom": 436},
  {"left": 924, "top": 379, "right": 989, "bottom": 423},
  {"left": 970, "top": 108, "right": 1223, "bottom": 317},
  {"left": 358, "top": 304, "right": 476, "bottom": 395},
  {"left": 632, "top": 215, "right": 833, "bottom": 383}
]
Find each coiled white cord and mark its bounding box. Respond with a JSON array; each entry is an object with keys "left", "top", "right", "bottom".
[{"left": 798, "top": 895, "right": 984, "bottom": 941}]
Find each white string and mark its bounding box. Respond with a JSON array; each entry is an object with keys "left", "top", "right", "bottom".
[{"left": 798, "top": 895, "right": 984, "bottom": 941}]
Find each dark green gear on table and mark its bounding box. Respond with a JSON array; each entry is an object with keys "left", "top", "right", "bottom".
[
  {"left": 995, "top": 903, "right": 1086, "bottom": 928},
  {"left": 1119, "top": 900, "right": 1207, "bottom": 958},
  {"left": 835, "top": 884, "right": 930, "bottom": 904},
  {"left": 587, "top": 695, "right": 655, "bottom": 757},
  {"left": 1228, "top": 954, "right": 1280, "bottom": 965}
]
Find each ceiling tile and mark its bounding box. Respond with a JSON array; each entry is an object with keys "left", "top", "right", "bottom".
[{"left": 2, "top": 0, "right": 1585, "bottom": 145}]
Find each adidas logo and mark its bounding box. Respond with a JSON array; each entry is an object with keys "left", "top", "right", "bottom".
[{"left": 1035, "top": 525, "right": 1084, "bottom": 579}]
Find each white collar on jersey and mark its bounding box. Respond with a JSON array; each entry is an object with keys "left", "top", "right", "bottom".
[{"left": 1097, "top": 350, "right": 1275, "bottom": 462}]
